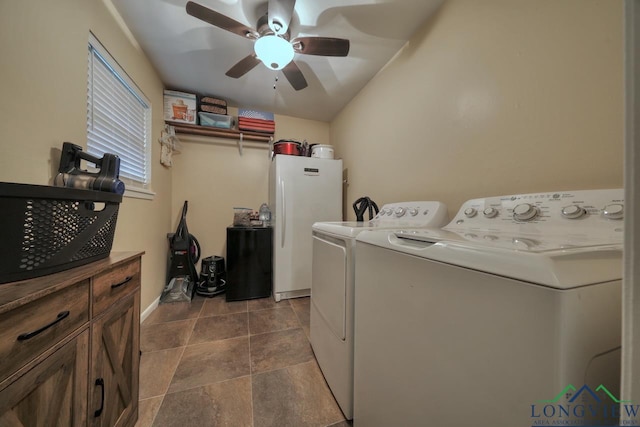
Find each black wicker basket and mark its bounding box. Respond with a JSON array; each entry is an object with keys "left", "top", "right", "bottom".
[{"left": 0, "top": 182, "right": 122, "bottom": 284}]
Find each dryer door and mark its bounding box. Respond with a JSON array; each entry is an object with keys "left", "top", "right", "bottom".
[{"left": 311, "top": 233, "right": 347, "bottom": 340}]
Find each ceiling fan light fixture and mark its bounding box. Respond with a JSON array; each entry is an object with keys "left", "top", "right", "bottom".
[{"left": 254, "top": 35, "right": 294, "bottom": 70}]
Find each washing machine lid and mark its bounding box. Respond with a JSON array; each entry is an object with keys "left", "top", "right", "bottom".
[
  {"left": 313, "top": 201, "right": 449, "bottom": 238},
  {"left": 312, "top": 220, "right": 428, "bottom": 238},
  {"left": 395, "top": 227, "right": 623, "bottom": 253},
  {"left": 356, "top": 227, "right": 623, "bottom": 289}
]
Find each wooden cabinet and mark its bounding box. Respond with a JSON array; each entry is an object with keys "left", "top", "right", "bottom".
[
  {"left": 0, "top": 252, "right": 143, "bottom": 427},
  {"left": 0, "top": 330, "right": 89, "bottom": 426},
  {"left": 90, "top": 291, "right": 139, "bottom": 427},
  {"left": 0, "top": 279, "right": 90, "bottom": 385}
]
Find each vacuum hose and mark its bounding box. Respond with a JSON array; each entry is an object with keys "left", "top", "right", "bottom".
[{"left": 189, "top": 233, "right": 201, "bottom": 264}]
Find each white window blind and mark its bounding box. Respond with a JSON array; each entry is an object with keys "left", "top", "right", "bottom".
[{"left": 87, "top": 33, "right": 152, "bottom": 193}]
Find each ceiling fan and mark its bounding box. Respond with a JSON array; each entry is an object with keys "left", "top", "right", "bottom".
[{"left": 186, "top": 0, "right": 350, "bottom": 90}]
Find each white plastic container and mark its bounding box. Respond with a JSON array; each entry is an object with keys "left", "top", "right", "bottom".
[
  {"left": 311, "top": 144, "right": 334, "bottom": 159},
  {"left": 198, "top": 112, "right": 234, "bottom": 129}
]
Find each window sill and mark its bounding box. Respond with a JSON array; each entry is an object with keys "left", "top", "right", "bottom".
[{"left": 124, "top": 186, "right": 155, "bottom": 200}]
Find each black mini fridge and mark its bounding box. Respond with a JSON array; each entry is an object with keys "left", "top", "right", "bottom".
[{"left": 225, "top": 226, "right": 273, "bottom": 301}]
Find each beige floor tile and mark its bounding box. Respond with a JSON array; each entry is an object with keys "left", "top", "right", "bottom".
[
  {"left": 153, "top": 377, "right": 252, "bottom": 427},
  {"left": 252, "top": 360, "right": 345, "bottom": 427},
  {"left": 291, "top": 297, "right": 311, "bottom": 337},
  {"left": 289, "top": 296, "right": 310, "bottom": 310},
  {"left": 135, "top": 396, "right": 163, "bottom": 427},
  {"left": 168, "top": 336, "right": 250, "bottom": 393},
  {"left": 140, "top": 319, "right": 196, "bottom": 352},
  {"left": 143, "top": 299, "right": 204, "bottom": 325},
  {"left": 200, "top": 295, "right": 247, "bottom": 317},
  {"left": 139, "top": 347, "right": 184, "bottom": 399},
  {"left": 250, "top": 328, "right": 313, "bottom": 374},
  {"left": 188, "top": 312, "right": 248, "bottom": 345},
  {"left": 248, "top": 297, "right": 290, "bottom": 311},
  {"left": 138, "top": 295, "right": 344, "bottom": 426},
  {"left": 249, "top": 306, "right": 300, "bottom": 335}
]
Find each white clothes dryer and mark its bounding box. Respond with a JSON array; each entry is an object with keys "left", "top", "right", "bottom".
[
  {"left": 353, "top": 189, "right": 624, "bottom": 427},
  {"left": 310, "top": 201, "right": 449, "bottom": 419}
]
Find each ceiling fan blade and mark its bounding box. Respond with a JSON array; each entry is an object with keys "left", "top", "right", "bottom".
[
  {"left": 282, "top": 61, "right": 308, "bottom": 91},
  {"left": 186, "top": 1, "right": 258, "bottom": 38},
  {"left": 226, "top": 55, "right": 261, "bottom": 78},
  {"left": 268, "top": 0, "right": 296, "bottom": 35},
  {"left": 292, "top": 37, "right": 350, "bottom": 57}
]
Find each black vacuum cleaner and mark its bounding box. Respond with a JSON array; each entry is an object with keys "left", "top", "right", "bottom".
[
  {"left": 195, "top": 255, "right": 227, "bottom": 297},
  {"left": 55, "top": 142, "right": 125, "bottom": 194},
  {"left": 161, "top": 201, "right": 201, "bottom": 303}
]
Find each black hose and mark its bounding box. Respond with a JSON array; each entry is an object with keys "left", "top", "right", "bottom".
[{"left": 189, "top": 234, "right": 201, "bottom": 264}]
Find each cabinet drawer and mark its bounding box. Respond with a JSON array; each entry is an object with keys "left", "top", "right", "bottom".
[
  {"left": 0, "top": 279, "right": 89, "bottom": 384},
  {"left": 92, "top": 259, "right": 140, "bottom": 317}
]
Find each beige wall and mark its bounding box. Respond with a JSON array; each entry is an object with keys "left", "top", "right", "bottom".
[
  {"left": 0, "top": 0, "right": 329, "bottom": 313},
  {"left": 171, "top": 109, "right": 330, "bottom": 260},
  {"left": 331, "top": 0, "right": 624, "bottom": 220},
  {"left": 0, "top": 0, "right": 626, "bottom": 312},
  {"left": 0, "top": 0, "right": 171, "bottom": 312}
]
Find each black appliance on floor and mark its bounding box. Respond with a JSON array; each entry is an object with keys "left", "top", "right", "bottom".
[
  {"left": 196, "top": 255, "right": 227, "bottom": 297},
  {"left": 161, "top": 201, "right": 200, "bottom": 303},
  {"left": 225, "top": 226, "right": 273, "bottom": 301}
]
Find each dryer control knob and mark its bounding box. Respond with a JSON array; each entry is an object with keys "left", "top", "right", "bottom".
[
  {"left": 463, "top": 207, "right": 477, "bottom": 218},
  {"left": 602, "top": 203, "right": 624, "bottom": 220},
  {"left": 395, "top": 207, "right": 406, "bottom": 217},
  {"left": 513, "top": 203, "right": 538, "bottom": 221},
  {"left": 483, "top": 207, "right": 499, "bottom": 218},
  {"left": 409, "top": 208, "right": 419, "bottom": 216},
  {"left": 561, "top": 205, "right": 586, "bottom": 219}
]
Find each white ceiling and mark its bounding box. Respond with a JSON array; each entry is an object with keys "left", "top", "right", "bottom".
[{"left": 111, "top": 0, "right": 443, "bottom": 122}]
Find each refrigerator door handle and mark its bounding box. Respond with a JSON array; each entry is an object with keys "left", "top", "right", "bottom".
[{"left": 281, "top": 179, "right": 286, "bottom": 248}]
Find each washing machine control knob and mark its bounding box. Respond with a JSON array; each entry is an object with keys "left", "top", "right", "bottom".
[
  {"left": 513, "top": 203, "right": 538, "bottom": 221},
  {"left": 602, "top": 203, "right": 624, "bottom": 220},
  {"left": 463, "top": 208, "right": 477, "bottom": 218},
  {"left": 561, "top": 205, "right": 586, "bottom": 219},
  {"left": 409, "top": 208, "right": 419, "bottom": 216},
  {"left": 395, "top": 207, "right": 406, "bottom": 217},
  {"left": 483, "top": 207, "right": 499, "bottom": 218},
  {"left": 512, "top": 237, "right": 539, "bottom": 249}
]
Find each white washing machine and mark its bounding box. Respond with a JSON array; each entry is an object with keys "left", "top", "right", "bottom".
[
  {"left": 310, "top": 201, "right": 449, "bottom": 419},
  {"left": 353, "top": 189, "right": 624, "bottom": 427}
]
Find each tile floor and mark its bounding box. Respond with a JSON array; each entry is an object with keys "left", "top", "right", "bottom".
[{"left": 135, "top": 295, "right": 350, "bottom": 427}]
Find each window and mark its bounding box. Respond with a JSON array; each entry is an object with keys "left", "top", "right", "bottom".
[{"left": 87, "top": 33, "right": 153, "bottom": 199}]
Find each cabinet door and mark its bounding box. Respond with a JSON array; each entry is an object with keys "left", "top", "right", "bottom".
[
  {"left": 90, "top": 291, "right": 140, "bottom": 427},
  {"left": 0, "top": 330, "right": 89, "bottom": 426}
]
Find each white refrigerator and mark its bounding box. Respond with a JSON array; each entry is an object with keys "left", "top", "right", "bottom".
[{"left": 269, "top": 155, "right": 343, "bottom": 302}]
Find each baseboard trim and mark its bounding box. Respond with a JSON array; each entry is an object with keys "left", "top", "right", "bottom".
[{"left": 140, "top": 296, "right": 160, "bottom": 324}]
